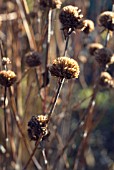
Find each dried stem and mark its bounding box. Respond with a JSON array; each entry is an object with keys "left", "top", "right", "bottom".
[
  {"left": 23, "top": 135, "right": 43, "bottom": 170},
  {"left": 4, "top": 86, "right": 8, "bottom": 147},
  {"left": 104, "top": 29, "right": 109, "bottom": 47},
  {"left": 48, "top": 78, "right": 65, "bottom": 120}
]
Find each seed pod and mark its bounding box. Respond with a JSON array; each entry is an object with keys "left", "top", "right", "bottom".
[
  {"left": 94, "top": 48, "right": 114, "bottom": 66},
  {"left": 87, "top": 43, "right": 103, "bottom": 56},
  {"left": 98, "top": 11, "right": 114, "bottom": 31},
  {"left": 49, "top": 56, "right": 80, "bottom": 79},
  {"left": 81, "top": 19, "right": 94, "bottom": 34},
  {"left": 28, "top": 115, "right": 50, "bottom": 141},
  {"left": 59, "top": 5, "right": 83, "bottom": 30},
  {"left": 25, "top": 51, "right": 41, "bottom": 67},
  {"left": 99, "top": 72, "right": 114, "bottom": 88},
  {"left": 0, "top": 70, "right": 17, "bottom": 87}
]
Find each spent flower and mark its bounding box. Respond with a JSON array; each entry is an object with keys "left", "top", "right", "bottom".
[
  {"left": 49, "top": 56, "right": 80, "bottom": 79},
  {"left": 0, "top": 70, "right": 17, "bottom": 87}
]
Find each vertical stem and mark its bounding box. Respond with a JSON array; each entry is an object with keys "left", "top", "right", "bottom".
[
  {"left": 63, "top": 36, "right": 69, "bottom": 56},
  {"left": 43, "top": 9, "right": 52, "bottom": 112},
  {"left": 4, "top": 86, "right": 8, "bottom": 146},
  {"left": 48, "top": 78, "right": 65, "bottom": 119},
  {"left": 104, "top": 29, "right": 109, "bottom": 47}
]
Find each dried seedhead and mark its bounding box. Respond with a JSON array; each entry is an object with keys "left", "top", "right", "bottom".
[
  {"left": 49, "top": 56, "right": 80, "bottom": 79},
  {"left": 40, "top": 0, "right": 62, "bottom": 9},
  {"left": 81, "top": 19, "right": 94, "bottom": 34},
  {"left": 87, "top": 43, "right": 103, "bottom": 56},
  {"left": 99, "top": 72, "right": 114, "bottom": 88},
  {"left": 94, "top": 48, "right": 114, "bottom": 66},
  {"left": 28, "top": 115, "right": 50, "bottom": 141},
  {"left": 0, "top": 70, "right": 17, "bottom": 87},
  {"left": 98, "top": 11, "right": 114, "bottom": 31},
  {"left": 59, "top": 5, "right": 83, "bottom": 31},
  {"left": 25, "top": 51, "right": 41, "bottom": 67}
]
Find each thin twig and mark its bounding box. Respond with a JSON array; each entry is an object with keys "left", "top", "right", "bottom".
[
  {"left": 48, "top": 78, "right": 65, "bottom": 120},
  {"left": 4, "top": 86, "right": 8, "bottom": 148},
  {"left": 23, "top": 135, "right": 43, "bottom": 170}
]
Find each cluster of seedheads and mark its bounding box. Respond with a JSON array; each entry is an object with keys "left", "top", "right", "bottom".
[
  {"left": 26, "top": 3, "right": 114, "bottom": 143},
  {"left": 0, "top": 0, "right": 114, "bottom": 169}
]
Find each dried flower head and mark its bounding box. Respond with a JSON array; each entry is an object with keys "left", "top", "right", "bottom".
[
  {"left": 28, "top": 115, "right": 50, "bottom": 141},
  {"left": 25, "top": 51, "right": 41, "bottom": 67},
  {"left": 0, "top": 70, "right": 17, "bottom": 87},
  {"left": 99, "top": 72, "right": 114, "bottom": 88},
  {"left": 98, "top": 11, "right": 114, "bottom": 31},
  {"left": 59, "top": 5, "right": 83, "bottom": 31},
  {"left": 40, "top": 0, "right": 62, "bottom": 9},
  {"left": 49, "top": 57, "right": 80, "bottom": 79},
  {"left": 87, "top": 43, "right": 103, "bottom": 56},
  {"left": 2, "top": 57, "right": 11, "bottom": 66},
  {"left": 94, "top": 48, "right": 114, "bottom": 66},
  {"left": 81, "top": 19, "right": 94, "bottom": 34}
]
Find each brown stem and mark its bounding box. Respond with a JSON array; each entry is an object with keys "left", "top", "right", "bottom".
[{"left": 23, "top": 134, "right": 43, "bottom": 170}]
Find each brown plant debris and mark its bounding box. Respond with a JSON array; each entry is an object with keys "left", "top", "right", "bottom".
[
  {"left": 25, "top": 51, "right": 41, "bottom": 67},
  {"left": 0, "top": 70, "right": 17, "bottom": 87},
  {"left": 59, "top": 5, "right": 83, "bottom": 30},
  {"left": 49, "top": 56, "right": 80, "bottom": 79},
  {"left": 98, "top": 11, "right": 114, "bottom": 31},
  {"left": 28, "top": 115, "right": 50, "bottom": 141},
  {"left": 99, "top": 72, "right": 114, "bottom": 88}
]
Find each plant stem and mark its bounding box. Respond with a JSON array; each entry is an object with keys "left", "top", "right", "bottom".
[
  {"left": 104, "top": 29, "right": 109, "bottom": 47},
  {"left": 23, "top": 134, "right": 43, "bottom": 170},
  {"left": 4, "top": 86, "right": 8, "bottom": 148},
  {"left": 48, "top": 78, "right": 65, "bottom": 120}
]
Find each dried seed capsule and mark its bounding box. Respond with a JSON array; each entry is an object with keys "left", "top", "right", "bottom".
[
  {"left": 28, "top": 115, "right": 50, "bottom": 141},
  {"left": 59, "top": 5, "right": 83, "bottom": 30},
  {"left": 87, "top": 43, "right": 103, "bottom": 56},
  {"left": 0, "top": 70, "right": 17, "bottom": 87},
  {"left": 98, "top": 11, "right": 114, "bottom": 31},
  {"left": 25, "top": 51, "right": 41, "bottom": 67},
  {"left": 49, "top": 56, "right": 80, "bottom": 79},
  {"left": 99, "top": 72, "right": 114, "bottom": 88},
  {"left": 94, "top": 48, "right": 114, "bottom": 66},
  {"left": 40, "top": 0, "right": 62, "bottom": 9},
  {"left": 81, "top": 19, "right": 94, "bottom": 34}
]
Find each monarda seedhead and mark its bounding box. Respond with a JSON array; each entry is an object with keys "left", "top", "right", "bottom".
[
  {"left": 87, "top": 43, "right": 103, "bottom": 56},
  {"left": 99, "top": 72, "right": 114, "bottom": 88},
  {"left": 0, "top": 70, "right": 17, "bottom": 87},
  {"left": 28, "top": 115, "right": 50, "bottom": 141},
  {"left": 49, "top": 57, "right": 80, "bottom": 79},
  {"left": 81, "top": 19, "right": 94, "bottom": 34},
  {"left": 98, "top": 11, "right": 114, "bottom": 31},
  {"left": 25, "top": 51, "right": 41, "bottom": 67},
  {"left": 94, "top": 48, "right": 114, "bottom": 66},
  {"left": 40, "top": 0, "right": 62, "bottom": 9},
  {"left": 59, "top": 5, "right": 83, "bottom": 31}
]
